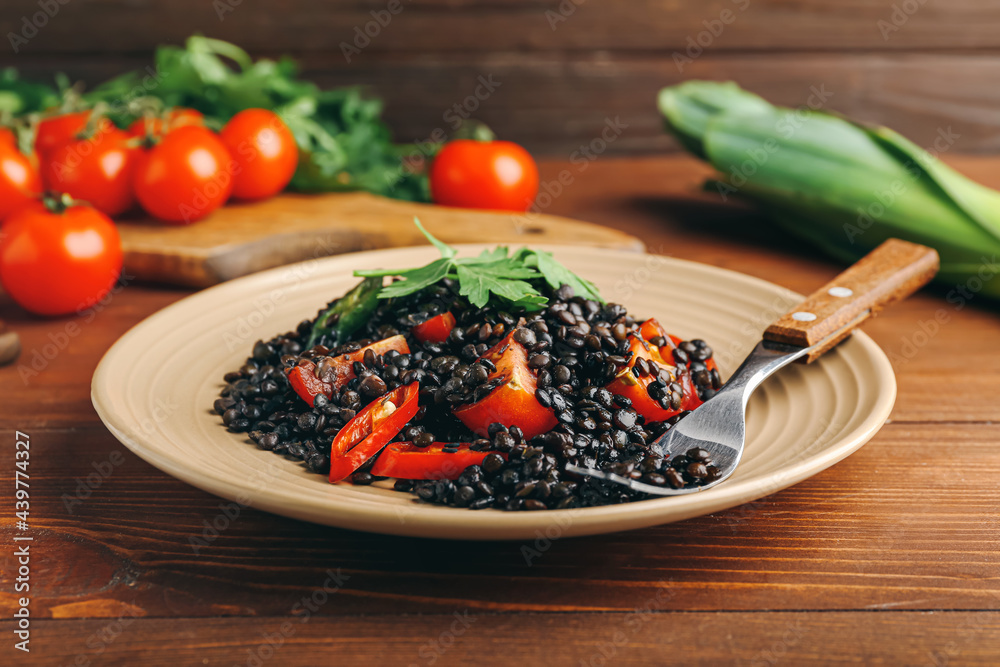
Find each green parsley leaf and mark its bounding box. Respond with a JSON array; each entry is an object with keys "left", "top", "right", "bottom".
[
  {"left": 414, "top": 217, "right": 456, "bottom": 259},
  {"left": 454, "top": 265, "right": 492, "bottom": 307},
  {"left": 506, "top": 294, "right": 549, "bottom": 311},
  {"left": 466, "top": 246, "right": 509, "bottom": 263},
  {"left": 519, "top": 249, "right": 605, "bottom": 303},
  {"left": 455, "top": 263, "right": 540, "bottom": 307},
  {"left": 455, "top": 257, "right": 539, "bottom": 280},
  {"left": 368, "top": 258, "right": 454, "bottom": 299},
  {"left": 487, "top": 277, "right": 545, "bottom": 303},
  {"left": 352, "top": 220, "right": 604, "bottom": 309}
]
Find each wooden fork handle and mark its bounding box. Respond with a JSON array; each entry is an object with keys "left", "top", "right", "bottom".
[{"left": 763, "top": 238, "right": 939, "bottom": 362}]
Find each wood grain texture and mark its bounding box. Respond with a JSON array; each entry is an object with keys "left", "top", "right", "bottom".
[
  {"left": 2, "top": 155, "right": 999, "bottom": 664},
  {"left": 1, "top": 420, "right": 998, "bottom": 619},
  {"left": 117, "top": 192, "right": 644, "bottom": 287},
  {"left": 1, "top": 0, "right": 999, "bottom": 53},
  {"left": 2, "top": 52, "right": 1000, "bottom": 157},
  {"left": 764, "top": 239, "right": 940, "bottom": 358},
  {"left": 317, "top": 52, "right": 1000, "bottom": 156},
  {"left": 6, "top": 613, "right": 1000, "bottom": 666}
]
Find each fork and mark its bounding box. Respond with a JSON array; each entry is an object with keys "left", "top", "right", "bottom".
[{"left": 567, "top": 238, "right": 939, "bottom": 496}]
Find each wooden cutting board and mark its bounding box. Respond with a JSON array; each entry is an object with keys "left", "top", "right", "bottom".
[{"left": 116, "top": 192, "right": 645, "bottom": 287}]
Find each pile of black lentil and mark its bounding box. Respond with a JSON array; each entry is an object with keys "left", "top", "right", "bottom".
[{"left": 214, "top": 279, "right": 723, "bottom": 510}]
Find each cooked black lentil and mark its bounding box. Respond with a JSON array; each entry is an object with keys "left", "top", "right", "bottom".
[{"left": 214, "top": 279, "right": 720, "bottom": 510}]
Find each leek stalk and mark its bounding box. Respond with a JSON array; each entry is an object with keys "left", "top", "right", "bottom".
[{"left": 658, "top": 81, "right": 1000, "bottom": 296}]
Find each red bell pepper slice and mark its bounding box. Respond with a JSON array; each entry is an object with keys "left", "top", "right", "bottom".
[
  {"left": 288, "top": 334, "right": 410, "bottom": 407},
  {"left": 370, "top": 442, "right": 500, "bottom": 480},
  {"left": 329, "top": 381, "right": 419, "bottom": 483},
  {"left": 452, "top": 331, "right": 557, "bottom": 440},
  {"left": 411, "top": 311, "right": 456, "bottom": 344}
]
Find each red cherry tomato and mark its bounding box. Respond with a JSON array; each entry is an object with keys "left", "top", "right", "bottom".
[
  {"left": 126, "top": 108, "right": 204, "bottom": 139},
  {"left": 220, "top": 109, "right": 298, "bottom": 201},
  {"left": 132, "top": 126, "right": 234, "bottom": 224},
  {"left": 288, "top": 335, "right": 411, "bottom": 407},
  {"left": 0, "top": 141, "right": 41, "bottom": 220},
  {"left": 452, "top": 331, "right": 557, "bottom": 440},
  {"left": 42, "top": 125, "right": 137, "bottom": 217},
  {"left": 430, "top": 139, "right": 539, "bottom": 212},
  {"left": 370, "top": 442, "right": 500, "bottom": 480},
  {"left": 35, "top": 111, "right": 112, "bottom": 157},
  {"left": 0, "top": 198, "right": 122, "bottom": 316},
  {"left": 411, "top": 311, "right": 456, "bottom": 344},
  {"left": 329, "top": 382, "right": 419, "bottom": 483}
]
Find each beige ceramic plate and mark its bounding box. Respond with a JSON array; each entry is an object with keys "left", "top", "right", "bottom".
[{"left": 92, "top": 245, "right": 895, "bottom": 540}]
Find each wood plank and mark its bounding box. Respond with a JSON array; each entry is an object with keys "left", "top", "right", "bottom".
[
  {"left": 6, "top": 612, "right": 1000, "bottom": 666},
  {"left": 2, "top": 53, "right": 998, "bottom": 156},
  {"left": 116, "top": 191, "right": 644, "bottom": 288},
  {"left": 2, "top": 421, "right": 997, "bottom": 618},
  {"left": 0, "top": 286, "right": 183, "bottom": 429},
  {"left": 2, "top": 0, "right": 1000, "bottom": 54},
  {"left": 317, "top": 53, "right": 1000, "bottom": 156}
]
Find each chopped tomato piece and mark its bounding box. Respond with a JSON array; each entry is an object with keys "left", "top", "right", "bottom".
[
  {"left": 287, "top": 335, "right": 410, "bottom": 407},
  {"left": 605, "top": 334, "right": 685, "bottom": 423},
  {"left": 287, "top": 361, "right": 332, "bottom": 408},
  {"left": 641, "top": 318, "right": 718, "bottom": 376},
  {"left": 639, "top": 317, "right": 667, "bottom": 343},
  {"left": 325, "top": 334, "right": 410, "bottom": 389},
  {"left": 452, "top": 331, "right": 557, "bottom": 440},
  {"left": 607, "top": 318, "right": 720, "bottom": 422},
  {"left": 411, "top": 311, "right": 456, "bottom": 344},
  {"left": 329, "top": 382, "right": 419, "bottom": 482},
  {"left": 370, "top": 442, "right": 500, "bottom": 480},
  {"left": 676, "top": 369, "right": 702, "bottom": 412}
]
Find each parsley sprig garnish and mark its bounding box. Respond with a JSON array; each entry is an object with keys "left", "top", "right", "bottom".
[{"left": 354, "top": 219, "right": 604, "bottom": 310}]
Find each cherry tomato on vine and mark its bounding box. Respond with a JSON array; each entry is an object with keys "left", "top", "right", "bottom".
[
  {"left": 132, "top": 125, "right": 234, "bottom": 224},
  {"left": 219, "top": 108, "right": 298, "bottom": 201},
  {"left": 42, "top": 125, "right": 137, "bottom": 217},
  {"left": 35, "top": 111, "right": 112, "bottom": 157},
  {"left": 430, "top": 139, "right": 539, "bottom": 212},
  {"left": 126, "top": 108, "right": 204, "bottom": 139},
  {"left": 0, "top": 140, "right": 42, "bottom": 220},
  {"left": 0, "top": 197, "right": 122, "bottom": 316}
]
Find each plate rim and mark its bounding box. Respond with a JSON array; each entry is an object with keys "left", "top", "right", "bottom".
[{"left": 92, "top": 245, "right": 897, "bottom": 540}]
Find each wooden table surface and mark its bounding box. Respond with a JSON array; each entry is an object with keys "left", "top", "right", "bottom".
[{"left": 3, "top": 156, "right": 999, "bottom": 665}]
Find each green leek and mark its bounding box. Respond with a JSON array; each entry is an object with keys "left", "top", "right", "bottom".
[{"left": 658, "top": 81, "right": 1000, "bottom": 297}]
